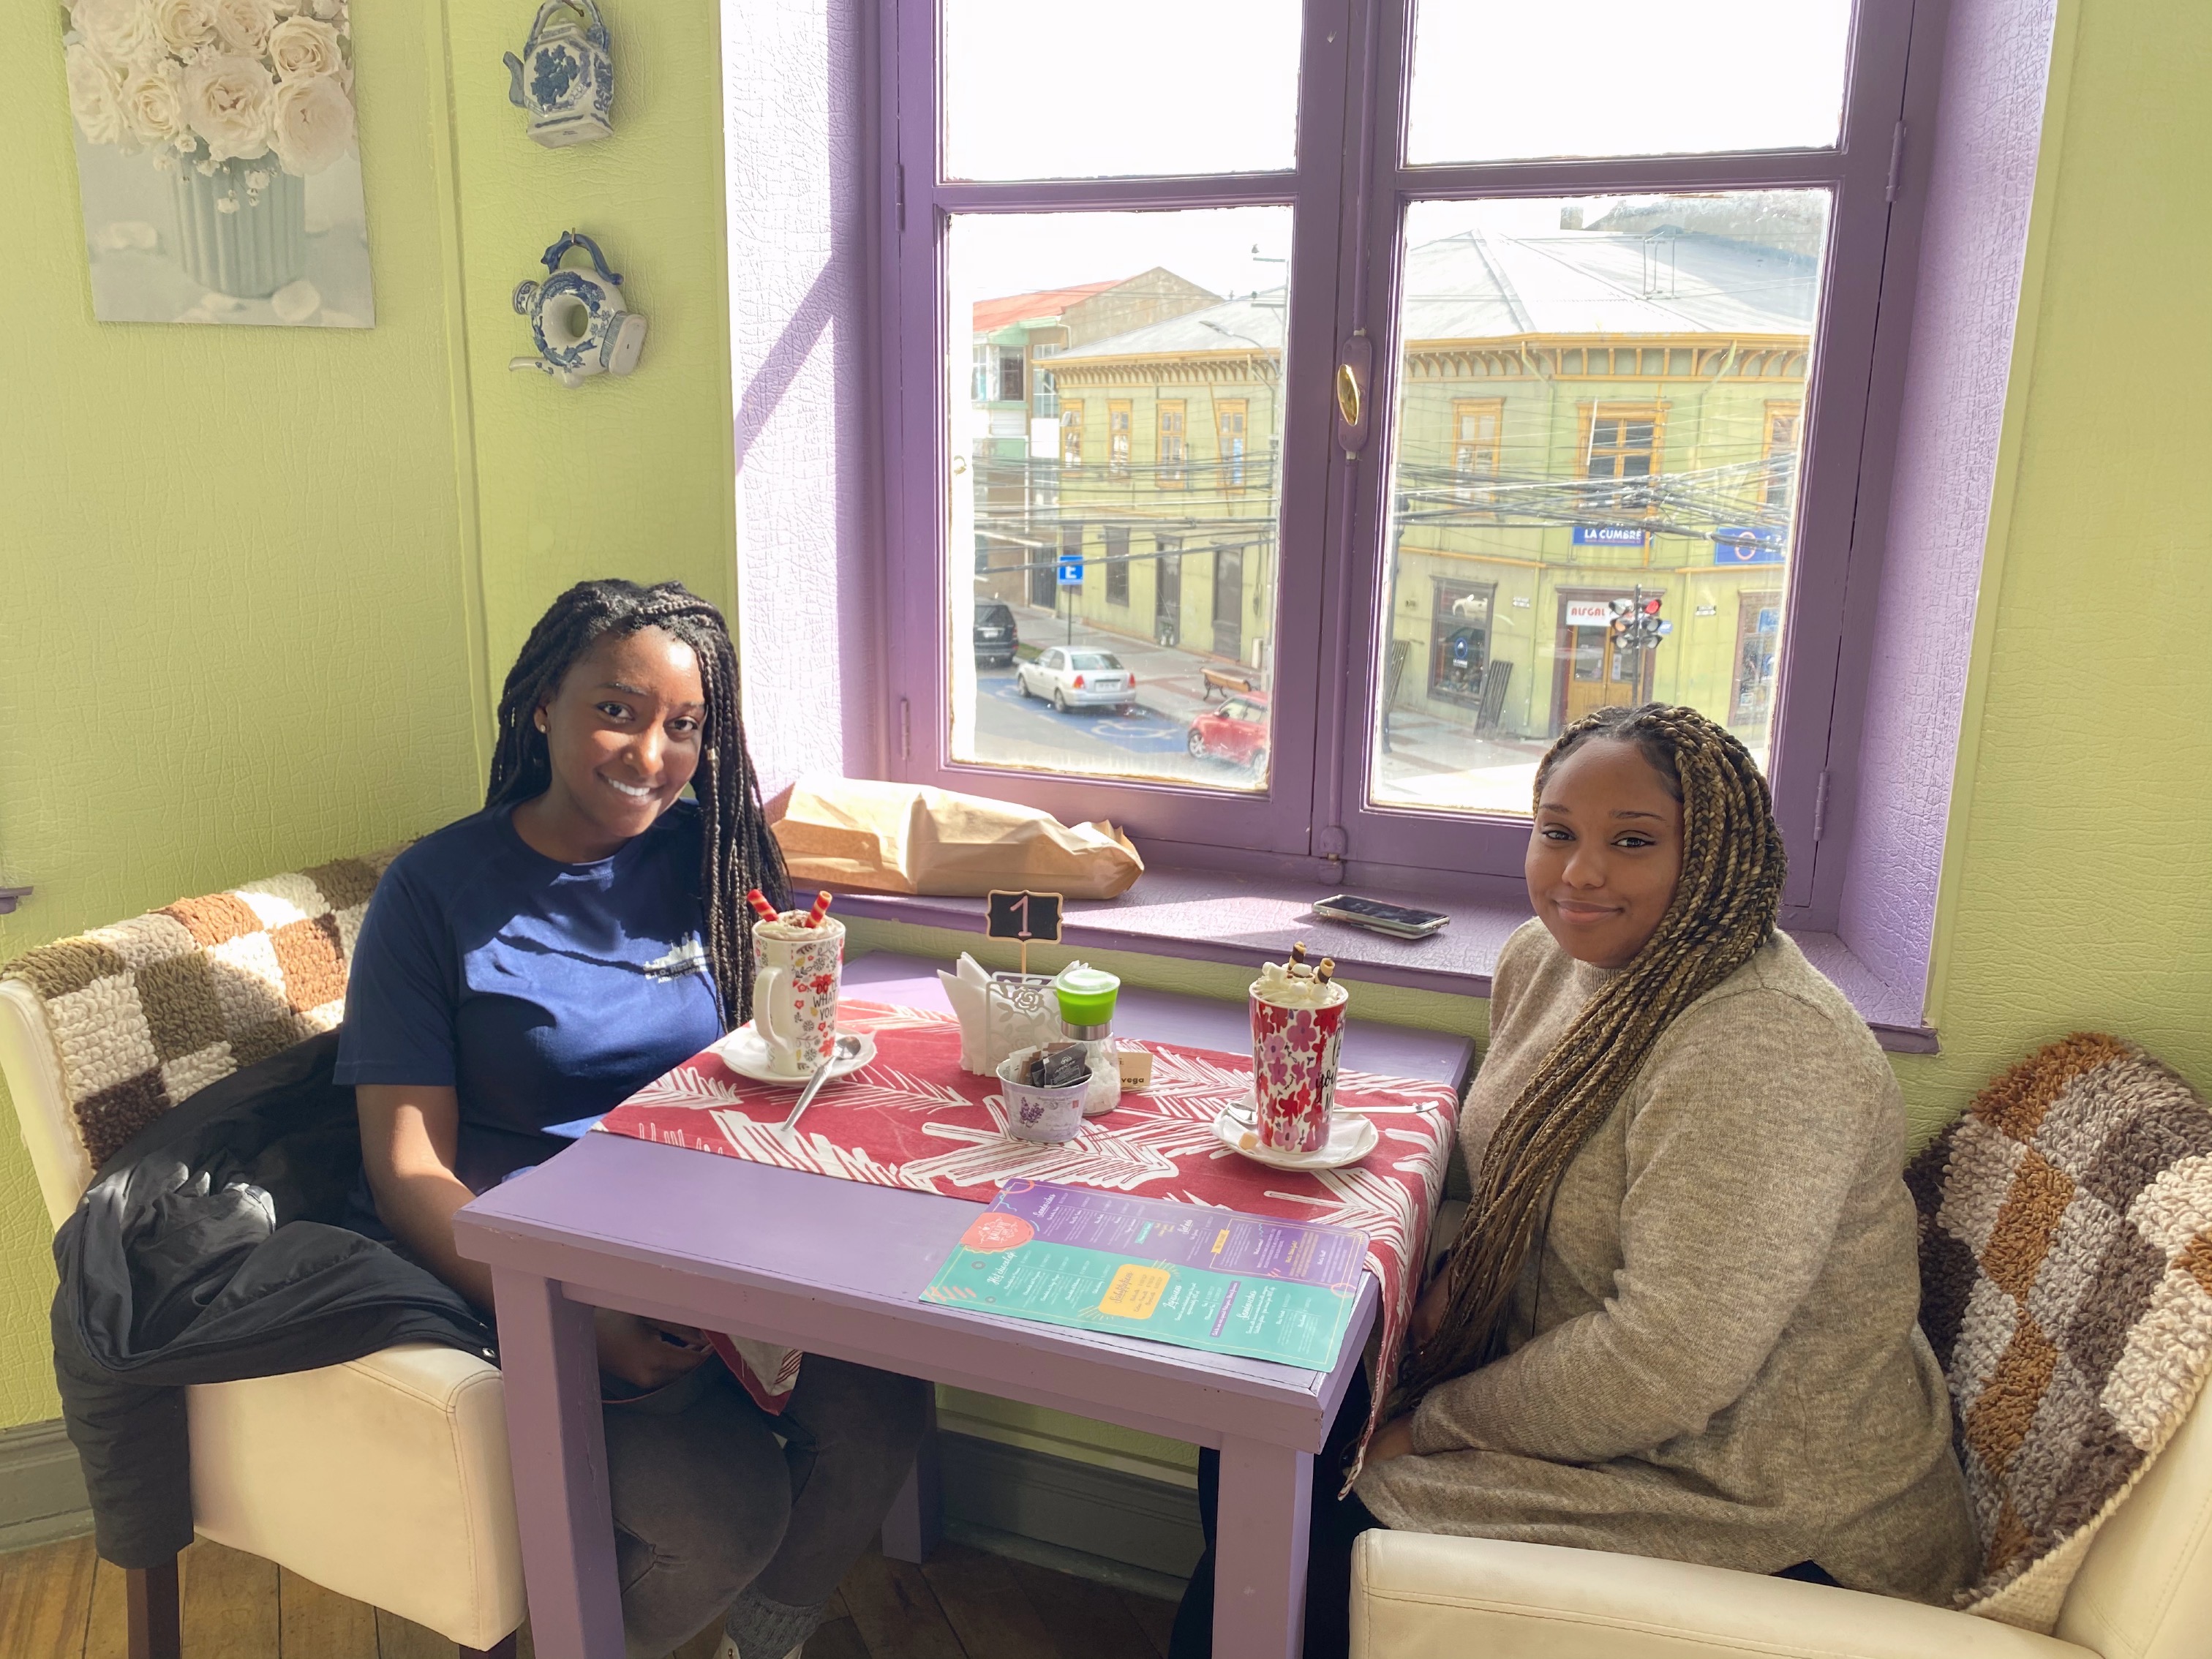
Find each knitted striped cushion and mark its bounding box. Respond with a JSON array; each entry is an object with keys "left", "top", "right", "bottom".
[
  {"left": 1908, "top": 1034, "right": 2212, "bottom": 1631},
  {"left": 1, "top": 850, "right": 402, "bottom": 1172}
]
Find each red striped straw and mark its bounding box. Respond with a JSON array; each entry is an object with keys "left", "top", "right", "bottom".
[
  {"left": 744, "top": 889, "right": 780, "bottom": 924},
  {"left": 805, "top": 889, "right": 834, "bottom": 928}
]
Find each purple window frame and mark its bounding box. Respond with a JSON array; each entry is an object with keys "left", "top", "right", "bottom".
[{"left": 876, "top": 0, "right": 1945, "bottom": 932}]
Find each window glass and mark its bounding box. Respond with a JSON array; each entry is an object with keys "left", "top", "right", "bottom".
[
  {"left": 1158, "top": 402, "right": 1188, "bottom": 488},
  {"left": 944, "top": 0, "right": 1301, "bottom": 180},
  {"left": 1217, "top": 400, "right": 1249, "bottom": 490},
  {"left": 1405, "top": 0, "right": 1853, "bottom": 165},
  {"left": 947, "top": 208, "right": 1290, "bottom": 789},
  {"left": 1104, "top": 529, "right": 1132, "bottom": 605},
  {"left": 1369, "top": 193, "right": 1829, "bottom": 816}
]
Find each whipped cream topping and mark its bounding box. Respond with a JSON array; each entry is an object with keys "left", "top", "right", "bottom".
[
  {"left": 755, "top": 913, "right": 836, "bottom": 942},
  {"left": 1251, "top": 959, "right": 1349, "bottom": 1009}
]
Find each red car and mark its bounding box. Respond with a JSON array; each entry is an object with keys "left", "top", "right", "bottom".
[{"left": 1186, "top": 693, "right": 1270, "bottom": 770}]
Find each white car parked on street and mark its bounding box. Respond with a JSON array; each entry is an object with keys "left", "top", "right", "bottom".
[{"left": 1016, "top": 647, "right": 1138, "bottom": 713}]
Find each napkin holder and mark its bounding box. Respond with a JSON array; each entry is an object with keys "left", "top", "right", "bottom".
[
  {"left": 984, "top": 974, "right": 1061, "bottom": 1075},
  {"left": 938, "top": 954, "right": 1064, "bottom": 1075}
]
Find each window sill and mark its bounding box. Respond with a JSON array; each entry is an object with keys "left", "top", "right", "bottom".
[{"left": 831, "top": 868, "right": 1938, "bottom": 1054}]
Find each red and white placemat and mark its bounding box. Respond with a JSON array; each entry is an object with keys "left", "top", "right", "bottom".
[{"left": 597, "top": 1000, "right": 1459, "bottom": 1472}]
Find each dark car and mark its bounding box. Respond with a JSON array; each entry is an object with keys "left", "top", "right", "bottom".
[
  {"left": 974, "top": 601, "right": 1018, "bottom": 666},
  {"left": 1186, "top": 693, "right": 1270, "bottom": 770}
]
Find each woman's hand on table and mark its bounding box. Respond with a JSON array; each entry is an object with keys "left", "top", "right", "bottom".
[
  {"left": 1366, "top": 1415, "right": 1418, "bottom": 1464},
  {"left": 594, "top": 1309, "right": 714, "bottom": 1390}
]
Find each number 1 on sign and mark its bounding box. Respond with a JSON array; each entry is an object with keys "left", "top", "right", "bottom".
[{"left": 985, "top": 889, "right": 1064, "bottom": 978}]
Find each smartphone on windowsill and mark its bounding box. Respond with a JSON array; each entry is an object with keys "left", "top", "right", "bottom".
[{"left": 1312, "top": 895, "right": 1451, "bottom": 940}]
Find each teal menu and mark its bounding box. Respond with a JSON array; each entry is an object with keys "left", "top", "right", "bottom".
[{"left": 920, "top": 1179, "right": 1366, "bottom": 1369}]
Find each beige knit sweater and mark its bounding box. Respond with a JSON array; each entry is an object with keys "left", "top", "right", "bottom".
[{"left": 1356, "top": 921, "right": 1975, "bottom": 1603}]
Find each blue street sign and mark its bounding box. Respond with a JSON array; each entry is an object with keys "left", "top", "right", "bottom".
[
  {"left": 1712, "top": 527, "right": 1786, "bottom": 565},
  {"left": 1573, "top": 524, "right": 1647, "bottom": 547},
  {"left": 1056, "top": 556, "right": 1083, "bottom": 585}
]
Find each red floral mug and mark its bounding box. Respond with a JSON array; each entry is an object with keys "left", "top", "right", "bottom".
[{"left": 1248, "top": 980, "right": 1350, "bottom": 1152}]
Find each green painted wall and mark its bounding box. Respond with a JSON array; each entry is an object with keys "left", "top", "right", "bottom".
[
  {"left": 0, "top": 0, "right": 487, "bottom": 1430},
  {"left": 0, "top": 0, "right": 741, "bottom": 1431},
  {"left": 442, "top": 2, "right": 740, "bottom": 673},
  {"left": 1886, "top": 0, "right": 2210, "bottom": 1133}
]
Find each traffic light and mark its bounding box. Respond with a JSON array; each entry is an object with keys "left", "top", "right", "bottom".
[{"left": 1609, "top": 593, "right": 1667, "bottom": 652}]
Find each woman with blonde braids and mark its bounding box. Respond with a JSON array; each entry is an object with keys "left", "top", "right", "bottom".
[
  {"left": 1171, "top": 703, "right": 1973, "bottom": 1659},
  {"left": 1363, "top": 703, "right": 1972, "bottom": 1576}
]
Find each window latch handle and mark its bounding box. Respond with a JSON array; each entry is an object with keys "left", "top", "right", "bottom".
[{"left": 1335, "top": 334, "right": 1373, "bottom": 458}]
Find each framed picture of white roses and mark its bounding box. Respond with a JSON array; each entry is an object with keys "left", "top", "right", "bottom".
[{"left": 61, "top": 0, "right": 375, "bottom": 328}]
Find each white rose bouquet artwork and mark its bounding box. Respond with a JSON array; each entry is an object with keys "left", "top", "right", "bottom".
[{"left": 60, "top": 0, "right": 375, "bottom": 327}]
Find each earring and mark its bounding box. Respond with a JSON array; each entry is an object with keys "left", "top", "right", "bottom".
[{"left": 534, "top": 712, "right": 548, "bottom": 733}]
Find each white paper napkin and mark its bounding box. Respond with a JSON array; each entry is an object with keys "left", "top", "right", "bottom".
[{"left": 937, "top": 952, "right": 994, "bottom": 1074}]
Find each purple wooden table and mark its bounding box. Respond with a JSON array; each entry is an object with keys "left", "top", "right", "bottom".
[{"left": 454, "top": 952, "right": 1474, "bottom": 1659}]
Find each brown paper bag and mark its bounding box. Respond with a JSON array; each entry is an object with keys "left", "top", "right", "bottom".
[{"left": 765, "top": 776, "right": 1144, "bottom": 900}]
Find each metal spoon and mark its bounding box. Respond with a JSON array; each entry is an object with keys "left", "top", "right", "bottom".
[{"left": 780, "top": 1035, "right": 862, "bottom": 1137}]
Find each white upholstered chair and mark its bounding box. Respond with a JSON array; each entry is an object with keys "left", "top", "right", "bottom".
[
  {"left": 0, "top": 862, "right": 525, "bottom": 1658},
  {"left": 1349, "top": 1393, "right": 2211, "bottom": 1659},
  {"left": 1351, "top": 1033, "right": 2212, "bottom": 1659}
]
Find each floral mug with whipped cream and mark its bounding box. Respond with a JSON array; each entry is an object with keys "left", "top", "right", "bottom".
[
  {"left": 1248, "top": 961, "right": 1351, "bottom": 1153},
  {"left": 750, "top": 914, "right": 844, "bottom": 1077}
]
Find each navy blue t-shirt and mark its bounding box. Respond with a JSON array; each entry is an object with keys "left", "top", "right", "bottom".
[{"left": 336, "top": 801, "right": 725, "bottom": 1197}]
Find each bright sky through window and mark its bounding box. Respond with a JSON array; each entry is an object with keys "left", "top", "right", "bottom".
[
  {"left": 1407, "top": 0, "right": 1854, "bottom": 162},
  {"left": 949, "top": 208, "right": 1295, "bottom": 323},
  {"left": 944, "top": 0, "right": 1302, "bottom": 181}
]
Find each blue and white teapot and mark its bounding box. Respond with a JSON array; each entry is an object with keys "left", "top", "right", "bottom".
[
  {"left": 503, "top": 0, "right": 614, "bottom": 148},
  {"left": 510, "top": 232, "right": 647, "bottom": 388}
]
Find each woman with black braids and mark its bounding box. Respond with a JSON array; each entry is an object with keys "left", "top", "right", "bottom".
[
  {"left": 1171, "top": 703, "right": 1971, "bottom": 1658},
  {"left": 339, "top": 579, "right": 926, "bottom": 1659}
]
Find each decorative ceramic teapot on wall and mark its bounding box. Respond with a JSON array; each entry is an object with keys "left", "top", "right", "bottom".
[
  {"left": 510, "top": 232, "right": 647, "bottom": 388},
  {"left": 503, "top": 0, "right": 614, "bottom": 148}
]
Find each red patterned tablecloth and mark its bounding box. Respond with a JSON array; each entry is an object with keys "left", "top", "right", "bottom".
[{"left": 597, "top": 999, "right": 1460, "bottom": 1470}]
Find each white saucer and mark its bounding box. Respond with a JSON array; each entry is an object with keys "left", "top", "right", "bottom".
[
  {"left": 711, "top": 1024, "right": 876, "bottom": 1086},
  {"left": 1213, "top": 1095, "right": 1380, "bottom": 1171}
]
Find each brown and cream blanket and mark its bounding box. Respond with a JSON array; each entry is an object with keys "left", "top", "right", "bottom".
[
  {"left": 1908, "top": 1032, "right": 2212, "bottom": 1630},
  {"left": 2, "top": 851, "right": 400, "bottom": 1174}
]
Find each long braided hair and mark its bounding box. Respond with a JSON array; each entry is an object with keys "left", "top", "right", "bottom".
[
  {"left": 485, "top": 579, "right": 787, "bottom": 1026},
  {"left": 1399, "top": 702, "right": 1787, "bottom": 1402}
]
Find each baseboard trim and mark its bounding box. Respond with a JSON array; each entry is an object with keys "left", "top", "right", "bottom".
[
  {"left": 938, "top": 1430, "right": 1202, "bottom": 1584},
  {"left": 0, "top": 1418, "right": 91, "bottom": 1551},
  {"left": 943, "top": 1517, "right": 1190, "bottom": 1603}
]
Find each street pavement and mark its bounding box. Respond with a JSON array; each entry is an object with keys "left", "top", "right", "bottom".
[
  {"left": 988, "top": 601, "right": 1551, "bottom": 809},
  {"left": 969, "top": 664, "right": 1258, "bottom": 785},
  {"left": 999, "top": 602, "right": 1235, "bottom": 727}
]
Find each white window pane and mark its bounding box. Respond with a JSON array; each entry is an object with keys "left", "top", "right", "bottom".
[
  {"left": 1407, "top": 1, "right": 1852, "bottom": 165},
  {"left": 947, "top": 209, "right": 1291, "bottom": 791},
  {"left": 944, "top": 0, "right": 1301, "bottom": 179},
  {"left": 1369, "top": 194, "right": 1829, "bottom": 817}
]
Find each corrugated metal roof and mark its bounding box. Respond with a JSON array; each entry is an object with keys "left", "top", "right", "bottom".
[
  {"left": 971, "top": 279, "right": 1123, "bottom": 335},
  {"left": 1051, "top": 229, "right": 1818, "bottom": 362}
]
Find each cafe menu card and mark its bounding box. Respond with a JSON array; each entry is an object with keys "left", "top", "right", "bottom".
[{"left": 921, "top": 1178, "right": 1365, "bottom": 1369}]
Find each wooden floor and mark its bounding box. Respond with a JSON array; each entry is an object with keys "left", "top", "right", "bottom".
[{"left": 0, "top": 1533, "right": 1178, "bottom": 1659}]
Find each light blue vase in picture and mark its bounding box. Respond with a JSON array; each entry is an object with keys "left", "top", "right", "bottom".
[{"left": 169, "top": 155, "right": 307, "bottom": 300}]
